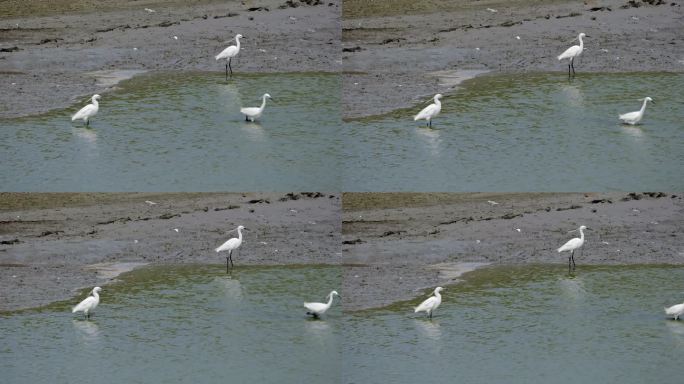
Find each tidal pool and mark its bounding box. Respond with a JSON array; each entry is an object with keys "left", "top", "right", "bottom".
[
  {"left": 1, "top": 265, "right": 342, "bottom": 384},
  {"left": 344, "top": 73, "right": 684, "bottom": 191},
  {"left": 343, "top": 265, "right": 684, "bottom": 384},
  {"left": 0, "top": 73, "right": 341, "bottom": 191}
]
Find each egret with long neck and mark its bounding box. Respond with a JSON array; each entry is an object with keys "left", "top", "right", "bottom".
[
  {"left": 215, "top": 34, "right": 243, "bottom": 80},
  {"left": 240, "top": 93, "right": 273, "bottom": 122},
  {"left": 557, "top": 225, "right": 587, "bottom": 273},
  {"left": 71, "top": 94, "right": 101, "bottom": 127},
  {"left": 414, "top": 287, "right": 444, "bottom": 319},
  {"left": 414, "top": 94, "right": 443, "bottom": 128},
  {"left": 304, "top": 290, "right": 339, "bottom": 318},
  {"left": 558, "top": 33, "right": 586, "bottom": 77},
  {"left": 215, "top": 225, "right": 247, "bottom": 271},
  {"left": 619, "top": 97, "right": 653, "bottom": 125},
  {"left": 72, "top": 287, "right": 102, "bottom": 319}
]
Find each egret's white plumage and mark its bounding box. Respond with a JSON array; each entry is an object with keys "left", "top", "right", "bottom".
[
  {"left": 414, "top": 287, "right": 444, "bottom": 319},
  {"left": 72, "top": 287, "right": 102, "bottom": 318},
  {"left": 304, "top": 290, "right": 339, "bottom": 318},
  {"left": 558, "top": 33, "right": 586, "bottom": 77},
  {"left": 414, "top": 94, "right": 443, "bottom": 127},
  {"left": 665, "top": 302, "right": 684, "bottom": 320},
  {"left": 240, "top": 93, "right": 272, "bottom": 122},
  {"left": 71, "top": 94, "right": 101, "bottom": 126},
  {"left": 619, "top": 97, "right": 653, "bottom": 125},
  {"left": 558, "top": 225, "right": 587, "bottom": 272},
  {"left": 216, "top": 225, "right": 247, "bottom": 270},
  {"left": 216, "top": 34, "right": 243, "bottom": 79}
]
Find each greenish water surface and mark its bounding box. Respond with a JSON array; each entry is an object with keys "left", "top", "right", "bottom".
[
  {"left": 343, "top": 265, "right": 684, "bottom": 383},
  {"left": 0, "top": 73, "right": 341, "bottom": 191},
  {"left": 344, "top": 73, "right": 684, "bottom": 191}
]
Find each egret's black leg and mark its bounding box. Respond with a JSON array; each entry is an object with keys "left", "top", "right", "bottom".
[
  {"left": 229, "top": 250, "right": 234, "bottom": 268},
  {"left": 571, "top": 250, "right": 576, "bottom": 270},
  {"left": 225, "top": 63, "right": 228, "bottom": 81},
  {"left": 229, "top": 58, "right": 233, "bottom": 77},
  {"left": 571, "top": 58, "right": 576, "bottom": 76},
  {"left": 568, "top": 256, "right": 572, "bottom": 273},
  {"left": 226, "top": 256, "right": 229, "bottom": 272}
]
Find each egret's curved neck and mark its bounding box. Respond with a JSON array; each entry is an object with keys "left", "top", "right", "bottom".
[
  {"left": 640, "top": 99, "right": 649, "bottom": 113},
  {"left": 91, "top": 97, "right": 99, "bottom": 106},
  {"left": 235, "top": 36, "right": 241, "bottom": 49},
  {"left": 434, "top": 290, "right": 441, "bottom": 299},
  {"left": 578, "top": 34, "right": 584, "bottom": 49},
  {"left": 92, "top": 290, "right": 99, "bottom": 299},
  {"left": 326, "top": 293, "right": 335, "bottom": 307},
  {"left": 260, "top": 95, "right": 268, "bottom": 110},
  {"left": 237, "top": 227, "right": 243, "bottom": 240},
  {"left": 579, "top": 228, "right": 585, "bottom": 241},
  {"left": 434, "top": 97, "right": 441, "bottom": 106}
]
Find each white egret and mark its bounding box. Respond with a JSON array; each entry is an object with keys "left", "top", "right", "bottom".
[
  {"left": 215, "top": 225, "right": 248, "bottom": 271},
  {"left": 304, "top": 290, "right": 339, "bottom": 318},
  {"left": 414, "top": 286, "right": 444, "bottom": 319},
  {"left": 558, "top": 33, "right": 587, "bottom": 77},
  {"left": 72, "top": 287, "right": 102, "bottom": 319},
  {"left": 215, "top": 34, "right": 243, "bottom": 80},
  {"left": 619, "top": 97, "right": 653, "bottom": 125},
  {"left": 71, "top": 94, "right": 101, "bottom": 127},
  {"left": 558, "top": 225, "right": 588, "bottom": 273},
  {"left": 240, "top": 93, "right": 273, "bottom": 122},
  {"left": 414, "top": 94, "right": 442, "bottom": 128},
  {"left": 665, "top": 302, "right": 684, "bottom": 320}
]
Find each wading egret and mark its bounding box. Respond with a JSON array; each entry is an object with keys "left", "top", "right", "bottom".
[
  {"left": 71, "top": 94, "right": 101, "bottom": 127},
  {"left": 72, "top": 287, "right": 102, "bottom": 319},
  {"left": 558, "top": 33, "right": 586, "bottom": 77},
  {"left": 241, "top": 93, "right": 273, "bottom": 122},
  {"left": 665, "top": 302, "right": 684, "bottom": 320},
  {"left": 414, "top": 94, "right": 443, "bottom": 128},
  {"left": 304, "top": 290, "right": 339, "bottom": 318},
  {"left": 558, "top": 225, "right": 588, "bottom": 273},
  {"left": 215, "top": 34, "right": 243, "bottom": 80},
  {"left": 414, "top": 287, "right": 444, "bottom": 319},
  {"left": 619, "top": 97, "right": 653, "bottom": 125},
  {"left": 216, "top": 225, "right": 247, "bottom": 271}
]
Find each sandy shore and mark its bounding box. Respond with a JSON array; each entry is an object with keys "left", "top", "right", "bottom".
[
  {"left": 342, "top": 0, "right": 684, "bottom": 119},
  {"left": 0, "top": 192, "right": 340, "bottom": 311},
  {"left": 0, "top": 0, "right": 340, "bottom": 118},
  {"left": 342, "top": 192, "right": 683, "bottom": 310}
]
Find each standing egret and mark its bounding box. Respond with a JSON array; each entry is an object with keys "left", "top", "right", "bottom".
[
  {"left": 558, "top": 33, "right": 587, "bottom": 77},
  {"left": 71, "top": 94, "right": 101, "bottom": 127},
  {"left": 414, "top": 94, "right": 443, "bottom": 128},
  {"left": 240, "top": 93, "right": 273, "bottom": 122},
  {"left": 215, "top": 34, "right": 243, "bottom": 80},
  {"left": 619, "top": 97, "right": 653, "bottom": 125},
  {"left": 304, "top": 290, "right": 339, "bottom": 318},
  {"left": 414, "top": 287, "right": 444, "bottom": 319},
  {"left": 215, "top": 225, "right": 248, "bottom": 271},
  {"left": 558, "top": 225, "right": 588, "bottom": 273},
  {"left": 72, "top": 287, "right": 102, "bottom": 319},
  {"left": 665, "top": 302, "right": 684, "bottom": 320}
]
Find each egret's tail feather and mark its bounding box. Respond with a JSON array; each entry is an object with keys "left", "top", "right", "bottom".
[{"left": 414, "top": 307, "right": 419, "bottom": 313}]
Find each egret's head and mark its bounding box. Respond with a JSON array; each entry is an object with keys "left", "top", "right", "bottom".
[
  {"left": 236, "top": 34, "right": 243, "bottom": 39},
  {"left": 644, "top": 97, "right": 653, "bottom": 103},
  {"left": 579, "top": 33, "right": 586, "bottom": 38},
  {"left": 435, "top": 94, "right": 443, "bottom": 100},
  {"left": 264, "top": 93, "right": 272, "bottom": 99},
  {"left": 579, "top": 225, "right": 587, "bottom": 231},
  {"left": 435, "top": 287, "right": 444, "bottom": 293},
  {"left": 237, "top": 225, "right": 245, "bottom": 231},
  {"left": 93, "top": 94, "right": 101, "bottom": 100},
  {"left": 330, "top": 290, "right": 339, "bottom": 297},
  {"left": 93, "top": 287, "right": 102, "bottom": 293}
]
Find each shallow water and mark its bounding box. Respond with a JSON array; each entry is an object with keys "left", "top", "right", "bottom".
[
  {"left": 344, "top": 73, "right": 684, "bottom": 191},
  {"left": 343, "top": 265, "right": 684, "bottom": 384},
  {"left": 1, "top": 265, "right": 342, "bottom": 384},
  {"left": 0, "top": 73, "right": 340, "bottom": 191},
  {"left": 3, "top": 265, "right": 683, "bottom": 383}
]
